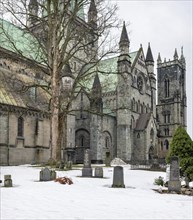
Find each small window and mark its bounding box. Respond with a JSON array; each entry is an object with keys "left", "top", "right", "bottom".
[
  {"left": 137, "top": 133, "right": 140, "bottom": 138},
  {"left": 18, "top": 117, "right": 24, "bottom": 137}
]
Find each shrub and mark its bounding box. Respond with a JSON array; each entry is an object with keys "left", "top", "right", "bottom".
[{"left": 154, "top": 176, "right": 164, "bottom": 186}]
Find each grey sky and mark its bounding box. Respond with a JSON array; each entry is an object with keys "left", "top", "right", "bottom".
[{"left": 114, "top": 0, "right": 193, "bottom": 138}]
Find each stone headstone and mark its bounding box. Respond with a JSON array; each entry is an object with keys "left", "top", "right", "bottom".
[
  {"left": 105, "top": 152, "right": 111, "bottom": 167},
  {"left": 4, "top": 175, "right": 13, "bottom": 187},
  {"left": 84, "top": 149, "right": 91, "bottom": 168},
  {"left": 112, "top": 166, "right": 125, "bottom": 188},
  {"left": 151, "top": 156, "right": 159, "bottom": 169},
  {"left": 59, "top": 161, "right": 65, "bottom": 170},
  {"left": 95, "top": 167, "right": 103, "bottom": 178},
  {"left": 82, "top": 149, "right": 92, "bottom": 177},
  {"left": 168, "top": 156, "right": 181, "bottom": 193},
  {"left": 40, "top": 168, "right": 56, "bottom": 181},
  {"left": 66, "top": 161, "right": 72, "bottom": 170}
]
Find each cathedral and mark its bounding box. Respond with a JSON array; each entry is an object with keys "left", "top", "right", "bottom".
[{"left": 0, "top": 0, "right": 187, "bottom": 165}]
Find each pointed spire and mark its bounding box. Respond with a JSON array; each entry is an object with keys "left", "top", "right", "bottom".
[
  {"left": 180, "top": 46, "right": 185, "bottom": 61},
  {"left": 119, "top": 21, "right": 130, "bottom": 45},
  {"left": 145, "top": 42, "right": 154, "bottom": 62},
  {"left": 157, "top": 53, "right": 162, "bottom": 64},
  {"left": 89, "top": 0, "right": 97, "bottom": 13},
  {"left": 92, "top": 73, "right": 101, "bottom": 89},
  {"left": 119, "top": 21, "right": 130, "bottom": 54},
  {"left": 173, "top": 48, "right": 178, "bottom": 60}
]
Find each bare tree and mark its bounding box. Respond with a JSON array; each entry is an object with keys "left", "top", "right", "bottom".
[{"left": 0, "top": 0, "right": 120, "bottom": 163}]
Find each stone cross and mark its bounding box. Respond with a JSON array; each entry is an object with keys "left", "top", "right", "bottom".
[
  {"left": 95, "top": 167, "right": 103, "bottom": 178},
  {"left": 168, "top": 156, "right": 181, "bottom": 193},
  {"left": 4, "top": 175, "right": 13, "bottom": 187},
  {"left": 112, "top": 166, "right": 125, "bottom": 188}
]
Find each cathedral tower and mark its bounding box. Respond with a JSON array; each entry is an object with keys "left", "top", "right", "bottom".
[
  {"left": 116, "top": 22, "right": 132, "bottom": 162},
  {"left": 156, "top": 48, "right": 187, "bottom": 158},
  {"left": 145, "top": 43, "right": 156, "bottom": 117}
]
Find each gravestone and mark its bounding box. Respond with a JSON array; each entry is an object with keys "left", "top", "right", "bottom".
[
  {"left": 66, "top": 161, "right": 72, "bottom": 170},
  {"left": 82, "top": 149, "right": 92, "bottom": 177},
  {"left": 40, "top": 168, "right": 56, "bottom": 181},
  {"left": 95, "top": 167, "right": 103, "bottom": 178},
  {"left": 168, "top": 156, "right": 181, "bottom": 193},
  {"left": 151, "top": 156, "right": 159, "bottom": 169},
  {"left": 4, "top": 175, "right": 13, "bottom": 187},
  {"left": 112, "top": 166, "right": 125, "bottom": 188},
  {"left": 59, "top": 161, "right": 65, "bottom": 170},
  {"left": 105, "top": 152, "right": 111, "bottom": 167}
]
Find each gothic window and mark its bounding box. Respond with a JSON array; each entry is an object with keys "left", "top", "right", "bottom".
[
  {"left": 18, "top": 117, "right": 24, "bottom": 137},
  {"left": 141, "top": 104, "right": 143, "bottom": 113},
  {"left": 136, "top": 102, "right": 138, "bottom": 113},
  {"left": 137, "top": 133, "right": 140, "bottom": 138},
  {"left": 35, "top": 118, "right": 38, "bottom": 135},
  {"left": 164, "top": 139, "right": 169, "bottom": 150},
  {"left": 164, "top": 128, "right": 169, "bottom": 136},
  {"left": 164, "top": 79, "right": 170, "bottom": 97},
  {"left": 150, "top": 129, "right": 154, "bottom": 143},
  {"left": 105, "top": 137, "right": 110, "bottom": 149},
  {"left": 137, "top": 76, "right": 143, "bottom": 92},
  {"left": 80, "top": 136, "right": 84, "bottom": 147}
]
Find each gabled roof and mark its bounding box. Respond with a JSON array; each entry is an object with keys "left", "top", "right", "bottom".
[{"left": 135, "top": 113, "right": 151, "bottom": 131}]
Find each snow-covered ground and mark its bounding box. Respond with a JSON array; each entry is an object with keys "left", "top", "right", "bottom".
[{"left": 0, "top": 165, "right": 192, "bottom": 220}]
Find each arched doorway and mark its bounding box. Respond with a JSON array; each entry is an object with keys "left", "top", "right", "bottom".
[
  {"left": 102, "top": 131, "right": 113, "bottom": 163},
  {"left": 75, "top": 129, "right": 90, "bottom": 163}
]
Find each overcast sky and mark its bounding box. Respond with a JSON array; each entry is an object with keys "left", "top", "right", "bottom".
[{"left": 113, "top": 0, "right": 193, "bottom": 138}]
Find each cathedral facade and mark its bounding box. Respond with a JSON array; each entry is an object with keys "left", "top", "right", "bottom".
[{"left": 0, "top": 0, "right": 187, "bottom": 165}]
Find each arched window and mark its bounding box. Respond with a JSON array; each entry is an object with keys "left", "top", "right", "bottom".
[
  {"left": 141, "top": 104, "right": 143, "bottom": 113},
  {"left": 164, "top": 79, "right": 170, "bottom": 97},
  {"left": 79, "top": 136, "right": 84, "bottom": 147},
  {"left": 18, "top": 117, "right": 24, "bottom": 137},
  {"left": 105, "top": 137, "right": 110, "bottom": 149},
  {"left": 150, "top": 128, "right": 154, "bottom": 143},
  {"left": 164, "top": 139, "right": 169, "bottom": 150}
]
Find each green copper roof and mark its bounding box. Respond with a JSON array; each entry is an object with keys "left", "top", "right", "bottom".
[
  {"left": 0, "top": 18, "right": 44, "bottom": 63},
  {"left": 80, "top": 51, "right": 138, "bottom": 93},
  {"left": 42, "top": 0, "right": 85, "bottom": 21}
]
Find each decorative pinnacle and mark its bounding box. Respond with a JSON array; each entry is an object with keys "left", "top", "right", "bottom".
[
  {"left": 119, "top": 21, "right": 130, "bottom": 45},
  {"left": 157, "top": 52, "right": 162, "bottom": 63},
  {"left": 145, "top": 42, "right": 154, "bottom": 62},
  {"left": 173, "top": 48, "right": 178, "bottom": 60}
]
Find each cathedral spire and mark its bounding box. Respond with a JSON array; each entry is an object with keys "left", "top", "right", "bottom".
[
  {"left": 28, "top": 0, "right": 38, "bottom": 27},
  {"left": 88, "top": 0, "right": 97, "bottom": 29},
  {"left": 119, "top": 21, "right": 130, "bottom": 54},
  {"left": 173, "top": 48, "right": 178, "bottom": 60},
  {"left": 145, "top": 43, "right": 154, "bottom": 63},
  {"left": 89, "top": 0, "right": 97, "bottom": 13},
  {"left": 157, "top": 53, "right": 162, "bottom": 64}
]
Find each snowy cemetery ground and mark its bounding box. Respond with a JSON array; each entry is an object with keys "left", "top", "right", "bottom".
[{"left": 0, "top": 165, "right": 193, "bottom": 220}]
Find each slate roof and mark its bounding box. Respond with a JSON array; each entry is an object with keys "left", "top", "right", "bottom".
[
  {"left": 119, "top": 22, "right": 130, "bottom": 44},
  {"left": 135, "top": 113, "right": 151, "bottom": 131}
]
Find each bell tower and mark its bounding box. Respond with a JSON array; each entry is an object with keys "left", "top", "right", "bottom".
[{"left": 156, "top": 47, "right": 187, "bottom": 158}]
